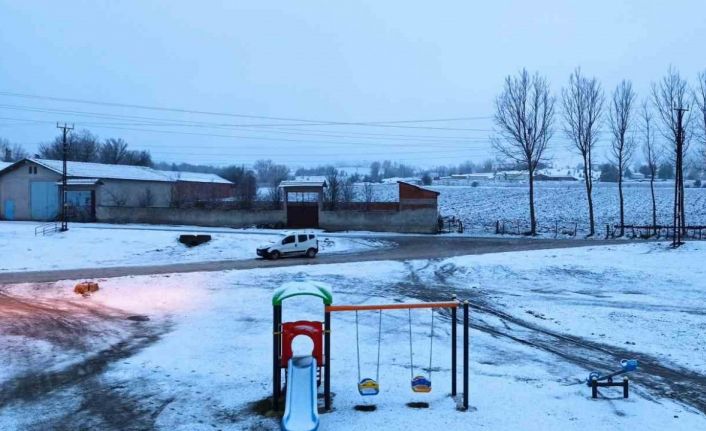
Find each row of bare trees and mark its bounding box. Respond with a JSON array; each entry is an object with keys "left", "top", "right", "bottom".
[{"left": 494, "top": 67, "right": 706, "bottom": 237}]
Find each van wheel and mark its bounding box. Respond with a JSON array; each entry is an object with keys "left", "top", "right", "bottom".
[
  {"left": 269, "top": 250, "right": 281, "bottom": 260},
  {"left": 306, "top": 248, "right": 317, "bottom": 258}
]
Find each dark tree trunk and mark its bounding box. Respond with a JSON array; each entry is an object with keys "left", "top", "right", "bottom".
[
  {"left": 582, "top": 160, "right": 595, "bottom": 236},
  {"left": 528, "top": 169, "right": 536, "bottom": 235},
  {"left": 650, "top": 176, "right": 657, "bottom": 235},
  {"left": 618, "top": 160, "right": 625, "bottom": 236}
]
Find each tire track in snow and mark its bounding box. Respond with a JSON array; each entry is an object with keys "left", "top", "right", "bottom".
[{"left": 388, "top": 264, "right": 706, "bottom": 415}]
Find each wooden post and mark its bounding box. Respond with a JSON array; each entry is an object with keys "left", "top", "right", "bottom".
[
  {"left": 591, "top": 378, "right": 598, "bottom": 399},
  {"left": 451, "top": 295, "right": 457, "bottom": 397}
]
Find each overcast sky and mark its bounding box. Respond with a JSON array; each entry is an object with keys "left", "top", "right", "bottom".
[{"left": 1, "top": 0, "right": 705, "bottom": 168}]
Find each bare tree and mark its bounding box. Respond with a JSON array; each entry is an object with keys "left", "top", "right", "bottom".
[
  {"left": 105, "top": 189, "right": 128, "bottom": 207},
  {"left": 137, "top": 188, "right": 155, "bottom": 208},
  {"left": 696, "top": 70, "right": 706, "bottom": 166},
  {"left": 562, "top": 68, "right": 605, "bottom": 236},
  {"left": 341, "top": 176, "right": 355, "bottom": 205},
  {"left": 267, "top": 179, "right": 284, "bottom": 210},
  {"left": 324, "top": 168, "right": 341, "bottom": 210},
  {"left": 641, "top": 102, "right": 660, "bottom": 235},
  {"left": 492, "top": 69, "right": 555, "bottom": 235},
  {"left": 363, "top": 182, "right": 375, "bottom": 210},
  {"left": 99, "top": 138, "right": 129, "bottom": 164},
  {"left": 0, "top": 138, "right": 28, "bottom": 161},
  {"left": 608, "top": 80, "right": 637, "bottom": 236},
  {"left": 652, "top": 67, "right": 692, "bottom": 235}
]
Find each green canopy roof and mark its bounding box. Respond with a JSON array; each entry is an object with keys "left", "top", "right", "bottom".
[{"left": 272, "top": 281, "right": 333, "bottom": 306}]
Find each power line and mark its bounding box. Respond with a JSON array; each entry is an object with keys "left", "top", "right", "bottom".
[{"left": 0, "top": 91, "right": 493, "bottom": 130}]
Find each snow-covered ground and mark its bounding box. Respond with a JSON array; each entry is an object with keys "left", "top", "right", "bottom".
[
  {"left": 363, "top": 181, "right": 706, "bottom": 236},
  {"left": 0, "top": 222, "right": 388, "bottom": 272},
  {"left": 1, "top": 242, "right": 705, "bottom": 430}
]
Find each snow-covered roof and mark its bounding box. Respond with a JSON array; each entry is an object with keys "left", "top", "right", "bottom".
[
  {"left": 280, "top": 176, "right": 327, "bottom": 188},
  {"left": 33, "top": 158, "right": 172, "bottom": 182},
  {"left": 23, "top": 159, "right": 231, "bottom": 184},
  {"left": 0, "top": 161, "right": 11, "bottom": 171},
  {"left": 162, "top": 170, "right": 232, "bottom": 184},
  {"left": 54, "top": 178, "right": 101, "bottom": 186}
]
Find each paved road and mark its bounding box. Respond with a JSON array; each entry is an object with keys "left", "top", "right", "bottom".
[{"left": 0, "top": 236, "right": 619, "bottom": 284}]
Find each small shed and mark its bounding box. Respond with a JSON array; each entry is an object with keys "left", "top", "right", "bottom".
[
  {"left": 398, "top": 181, "right": 439, "bottom": 210},
  {"left": 279, "top": 176, "right": 327, "bottom": 228}
]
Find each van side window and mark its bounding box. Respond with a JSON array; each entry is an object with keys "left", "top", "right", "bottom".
[
  {"left": 308, "top": 235, "right": 315, "bottom": 240},
  {"left": 298, "top": 234, "right": 308, "bottom": 242},
  {"left": 282, "top": 235, "right": 295, "bottom": 245}
]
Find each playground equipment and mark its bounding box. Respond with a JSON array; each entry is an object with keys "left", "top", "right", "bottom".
[
  {"left": 408, "top": 309, "right": 434, "bottom": 393},
  {"left": 586, "top": 359, "right": 638, "bottom": 399},
  {"left": 355, "top": 310, "right": 382, "bottom": 396},
  {"left": 272, "top": 281, "right": 470, "bottom": 431}
]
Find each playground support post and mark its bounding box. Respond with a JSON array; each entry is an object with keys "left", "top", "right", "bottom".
[
  {"left": 462, "top": 300, "right": 469, "bottom": 410},
  {"left": 324, "top": 310, "right": 331, "bottom": 411},
  {"left": 272, "top": 304, "right": 282, "bottom": 411},
  {"left": 451, "top": 294, "right": 457, "bottom": 397}
]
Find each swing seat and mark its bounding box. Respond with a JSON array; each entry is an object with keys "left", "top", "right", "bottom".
[
  {"left": 358, "top": 378, "right": 380, "bottom": 396},
  {"left": 411, "top": 375, "right": 431, "bottom": 393}
]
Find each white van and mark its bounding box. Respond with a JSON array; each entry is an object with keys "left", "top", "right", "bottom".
[{"left": 256, "top": 232, "right": 319, "bottom": 260}]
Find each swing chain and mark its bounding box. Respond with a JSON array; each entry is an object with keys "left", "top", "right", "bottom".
[
  {"left": 428, "top": 310, "right": 434, "bottom": 379},
  {"left": 376, "top": 310, "right": 382, "bottom": 382},
  {"left": 355, "top": 310, "right": 361, "bottom": 382},
  {"left": 356, "top": 310, "right": 383, "bottom": 384},
  {"left": 408, "top": 308, "right": 435, "bottom": 380},
  {"left": 408, "top": 309, "right": 414, "bottom": 380}
]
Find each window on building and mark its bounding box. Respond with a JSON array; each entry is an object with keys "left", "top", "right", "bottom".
[{"left": 282, "top": 235, "right": 295, "bottom": 245}]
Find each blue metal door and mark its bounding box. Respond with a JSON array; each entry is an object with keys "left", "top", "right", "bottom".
[
  {"left": 30, "top": 182, "right": 59, "bottom": 220},
  {"left": 3, "top": 200, "right": 14, "bottom": 220}
]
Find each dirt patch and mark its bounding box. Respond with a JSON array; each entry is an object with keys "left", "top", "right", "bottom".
[{"left": 354, "top": 404, "right": 377, "bottom": 411}]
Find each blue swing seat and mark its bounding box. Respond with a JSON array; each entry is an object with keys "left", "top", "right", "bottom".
[{"left": 411, "top": 375, "right": 431, "bottom": 393}]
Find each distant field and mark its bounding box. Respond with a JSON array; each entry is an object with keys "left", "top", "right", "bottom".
[{"left": 366, "top": 181, "right": 706, "bottom": 235}]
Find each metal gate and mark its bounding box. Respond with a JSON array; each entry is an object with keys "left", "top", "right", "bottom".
[
  {"left": 3, "top": 200, "right": 14, "bottom": 220},
  {"left": 286, "top": 202, "right": 319, "bottom": 228},
  {"left": 30, "top": 182, "right": 59, "bottom": 220}
]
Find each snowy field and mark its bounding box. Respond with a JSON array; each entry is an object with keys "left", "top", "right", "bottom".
[
  {"left": 0, "top": 222, "right": 388, "bottom": 272},
  {"left": 366, "top": 182, "right": 706, "bottom": 236},
  {"left": 1, "top": 242, "right": 705, "bottom": 430}
]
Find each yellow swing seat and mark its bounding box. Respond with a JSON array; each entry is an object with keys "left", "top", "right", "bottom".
[{"left": 358, "top": 378, "right": 380, "bottom": 396}]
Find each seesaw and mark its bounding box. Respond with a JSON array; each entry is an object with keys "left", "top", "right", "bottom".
[{"left": 586, "top": 359, "right": 638, "bottom": 399}]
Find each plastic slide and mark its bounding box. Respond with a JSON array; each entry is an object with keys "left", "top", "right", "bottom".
[{"left": 281, "top": 356, "right": 319, "bottom": 431}]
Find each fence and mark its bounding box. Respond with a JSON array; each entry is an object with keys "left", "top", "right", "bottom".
[
  {"left": 488, "top": 219, "right": 578, "bottom": 238},
  {"left": 606, "top": 224, "right": 706, "bottom": 240}
]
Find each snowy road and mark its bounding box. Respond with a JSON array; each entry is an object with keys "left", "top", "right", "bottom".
[{"left": 0, "top": 235, "right": 619, "bottom": 284}]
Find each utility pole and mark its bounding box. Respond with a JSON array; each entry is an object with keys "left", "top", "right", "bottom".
[
  {"left": 672, "top": 106, "right": 688, "bottom": 248},
  {"left": 57, "top": 123, "right": 73, "bottom": 232}
]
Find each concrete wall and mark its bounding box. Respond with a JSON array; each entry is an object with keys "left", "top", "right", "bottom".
[
  {"left": 0, "top": 161, "right": 61, "bottom": 220},
  {"left": 320, "top": 208, "right": 439, "bottom": 233},
  {"left": 96, "top": 205, "right": 285, "bottom": 228},
  {"left": 96, "top": 206, "right": 439, "bottom": 233},
  {"left": 97, "top": 180, "right": 173, "bottom": 208}
]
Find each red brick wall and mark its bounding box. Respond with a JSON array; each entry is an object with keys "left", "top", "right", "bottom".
[
  {"left": 399, "top": 182, "right": 439, "bottom": 200},
  {"left": 398, "top": 182, "right": 438, "bottom": 209}
]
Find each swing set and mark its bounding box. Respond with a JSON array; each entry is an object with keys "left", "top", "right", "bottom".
[
  {"left": 354, "top": 307, "right": 437, "bottom": 396},
  {"left": 272, "top": 282, "right": 470, "bottom": 415}
]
